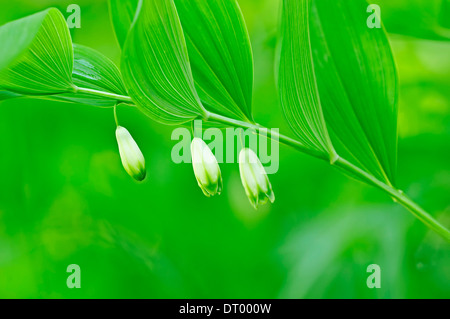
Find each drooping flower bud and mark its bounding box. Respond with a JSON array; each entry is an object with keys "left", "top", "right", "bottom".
[
  {"left": 115, "top": 126, "right": 146, "bottom": 182},
  {"left": 191, "top": 137, "right": 223, "bottom": 197},
  {"left": 239, "top": 148, "right": 275, "bottom": 209}
]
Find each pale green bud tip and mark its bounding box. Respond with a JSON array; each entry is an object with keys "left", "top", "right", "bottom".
[
  {"left": 191, "top": 137, "right": 223, "bottom": 197},
  {"left": 239, "top": 148, "right": 275, "bottom": 209},
  {"left": 115, "top": 126, "right": 146, "bottom": 182}
]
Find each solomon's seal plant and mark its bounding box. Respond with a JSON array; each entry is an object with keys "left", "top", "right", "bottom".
[{"left": 0, "top": 0, "right": 449, "bottom": 241}]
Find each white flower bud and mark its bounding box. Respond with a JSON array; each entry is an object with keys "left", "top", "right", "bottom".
[
  {"left": 115, "top": 126, "right": 146, "bottom": 181},
  {"left": 239, "top": 148, "right": 275, "bottom": 209},
  {"left": 191, "top": 137, "right": 223, "bottom": 197}
]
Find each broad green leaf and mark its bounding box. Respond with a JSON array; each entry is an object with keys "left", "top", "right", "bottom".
[
  {"left": 278, "top": 0, "right": 336, "bottom": 161},
  {"left": 174, "top": 0, "right": 254, "bottom": 122},
  {"left": 55, "top": 44, "right": 127, "bottom": 107},
  {"left": 72, "top": 44, "right": 126, "bottom": 95},
  {"left": 0, "top": 8, "right": 74, "bottom": 95},
  {"left": 310, "top": 0, "right": 398, "bottom": 185},
  {"left": 109, "top": 0, "right": 139, "bottom": 48},
  {"left": 109, "top": 0, "right": 254, "bottom": 121},
  {"left": 122, "top": 0, "right": 206, "bottom": 124},
  {"left": 1, "top": 44, "right": 127, "bottom": 107}
]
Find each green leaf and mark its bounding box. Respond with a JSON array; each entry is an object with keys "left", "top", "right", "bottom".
[
  {"left": 1, "top": 44, "right": 127, "bottom": 107},
  {"left": 109, "top": 0, "right": 139, "bottom": 48},
  {"left": 174, "top": 0, "right": 254, "bottom": 122},
  {"left": 121, "top": 0, "right": 206, "bottom": 124},
  {"left": 310, "top": 0, "right": 398, "bottom": 185},
  {"left": 278, "top": 0, "right": 337, "bottom": 161},
  {"left": 72, "top": 44, "right": 126, "bottom": 95},
  {"left": 0, "top": 8, "right": 74, "bottom": 95},
  {"left": 56, "top": 43, "right": 127, "bottom": 107},
  {"left": 109, "top": 0, "right": 254, "bottom": 121}
]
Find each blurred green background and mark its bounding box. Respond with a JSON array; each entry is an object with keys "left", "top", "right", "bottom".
[{"left": 0, "top": 0, "right": 449, "bottom": 299}]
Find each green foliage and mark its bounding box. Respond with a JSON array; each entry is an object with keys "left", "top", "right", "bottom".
[
  {"left": 278, "top": 0, "right": 337, "bottom": 160},
  {"left": 174, "top": 0, "right": 254, "bottom": 122},
  {"left": 310, "top": 0, "right": 398, "bottom": 185},
  {"left": 72, "top": 44, "right": 126, "bottom": 96},
  {"left": 121, "top": 0, "right": 206, "bottom": 124},
  {"left": 53, "top": 44, "right": 127, "bottom": 107},
  {"left": 278, "top": 0, "right": 398, "bottom": 185},
  {"left": 0, "top": 0, "right": 449, "bottom": 299},
  {"left": 1, "top": 44, "right": 127, "bottom": 107},
  {"left": 109, "top": 0, "right": 139, "bottom": 48},
  {"left": 0, "top": 8, "right": 74, "bottom": 95},
  {"left": 115, "top": 0, "right": 255, "bottom": 123}
]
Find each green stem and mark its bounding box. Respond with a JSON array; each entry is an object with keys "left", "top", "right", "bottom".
[
  {"left": 74, "top": 86, "right": 133, "bottom": 103},
  {"left": 113, "top": 105, "right": 120, "bottom": 126},
  {"left": 334, "top": 157, "right": 450, "bottom": 242},
  {"left": 69, "top": 89, "right": 450, "bottom": 241},
  {"left": 205, "top": 112, "right": 328, "bottom": 161},
  {"left": 205, "top": 111, "right": 450, "bottom": 242}
]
